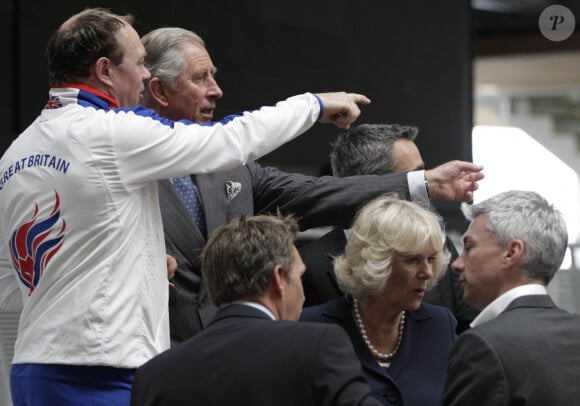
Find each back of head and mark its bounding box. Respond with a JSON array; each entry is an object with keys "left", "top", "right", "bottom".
[
  {"left": 141, "top": 27, "right": 205, "bottom": 99},
  {"left": 336, "top": 195, "right": 449, "bottom": 298},
  {"left": 330, "top": 123, "right": 418, "bottom": 177},
  {"left": 463, "top": 190, "right": 568, "bottom": 283},
  {"left": 201, "top": 215, "right": 299, "bottom": 306},
  {"left": 47, "top": 8, "right": 133, "bottom": 86}
]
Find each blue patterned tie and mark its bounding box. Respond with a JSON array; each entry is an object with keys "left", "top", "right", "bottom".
[{"left": 171, "top": 176, "right": 207, "bottom": 237}]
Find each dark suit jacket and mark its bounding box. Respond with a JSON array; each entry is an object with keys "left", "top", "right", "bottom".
[
  {"left": 442, "top": 294, "right": 580, "bottom": 406},
  {"left": 300, "top": 297, "right": 457, "bottom": 406},
  {"left": 160, "top": 162, "right": 410, "bottom": 344},
  {"left": 130, "top": 304, "right": 382, "bottom": 406},
  {"left": 299, "top": 228, "right": 479, "bottom": 333}
]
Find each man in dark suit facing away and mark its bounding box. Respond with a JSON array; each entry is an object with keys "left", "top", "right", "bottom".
[
  {"left": 299, "top": 123, "right": 479, "bottom": 332},
  {"left": 442, "top": 190, "right": 580, "bottom": 405},
  {"left": 140, "top": 27, "right": 484, "bottom": 344},
  {"left": 130, "top": 214, "right": 382, "bottom": 406}
]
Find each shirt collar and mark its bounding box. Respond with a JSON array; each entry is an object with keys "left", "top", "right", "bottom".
[
  {"left": 470, "top": 283, "right": 547, "bottom": 328},
  {"left": 60, "top": 83, "right": 120, "bottom": 109},
  {"left": 232, "top": 300, "right": 277, "bottom": 320}
]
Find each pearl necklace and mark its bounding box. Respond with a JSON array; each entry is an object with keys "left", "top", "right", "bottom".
[{"left": 353, "top": 299, "right": 405, "bottom": 361}]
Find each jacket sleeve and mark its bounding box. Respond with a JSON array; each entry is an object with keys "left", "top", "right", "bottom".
[
  {"left": 312, "top": 324, "right": 382, "bottom": 406},
  {"left": 248, "top": 163, "right": 410, "bottom": 230},
  {"left": 442, "top": 330, "right": 509, "bottom": 406},
  {"left": 113, "top": 93, "right": 322, "bottom": 189}
]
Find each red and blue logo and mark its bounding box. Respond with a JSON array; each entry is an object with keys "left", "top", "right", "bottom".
[{"left": 9, "top": 192, "right": 66, "bottom": 295}]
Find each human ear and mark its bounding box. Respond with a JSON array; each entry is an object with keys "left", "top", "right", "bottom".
[
  {"left": 272, "top": 265, "right": 286, "bottom": 297},
  {"left": 148, "top": 77, "right": 171, "bottom": 106},
  {"left": 93, "top": 57, "right": 113, "bottom": 87},
  {"left": 505, "top": 239, "right": 525, "bottom": 265}
]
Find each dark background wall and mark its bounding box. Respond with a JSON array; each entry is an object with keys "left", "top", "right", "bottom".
[
  {"left": 1, "top": 0, "right": 472, "bottom": 230},
  {"left": 0, "top": 1, "right": 17, "bottom": 148}
]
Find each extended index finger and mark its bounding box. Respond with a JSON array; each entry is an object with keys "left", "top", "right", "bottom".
[
  {"left": 455, "top": 161, "right": 484, "bottom": 174},
  {"left": 348, "top": 93, "right": 371, "bottom": 105}
]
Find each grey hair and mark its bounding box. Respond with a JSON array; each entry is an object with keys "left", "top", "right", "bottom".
[
  {"left": 330, "top": 123, "right": 419, "bottom": 177},
  {"left": 335, "top": 195, "right": 450, "bottom": 299},
  {"left": 462, "top": 190, "right": 568, "bottom": 283},
  {"left": 141, "top": 27, "right": 205, "bottom": 101}
]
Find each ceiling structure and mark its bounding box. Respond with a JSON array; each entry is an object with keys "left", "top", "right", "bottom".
[{"left": 471, "top": 0, "right": 580, "bottom": 146}]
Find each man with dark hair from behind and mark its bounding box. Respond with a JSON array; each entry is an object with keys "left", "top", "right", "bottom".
[
  {"left": 131, "top": 214, "right": 383, "bottom": 406},
  {"left": 299, "top": 123, "right": 479, "bottom": 332}
]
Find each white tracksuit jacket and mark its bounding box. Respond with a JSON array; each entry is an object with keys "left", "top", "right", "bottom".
[{"left": 0, "top": 86, "right": 321, "bottom": 368}]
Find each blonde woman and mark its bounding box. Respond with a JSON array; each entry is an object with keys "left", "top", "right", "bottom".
[{"left": 300, "top": 195, "right": 455, "bottom": 406}]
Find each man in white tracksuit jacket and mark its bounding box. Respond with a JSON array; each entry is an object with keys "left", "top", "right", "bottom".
[{"left": 0, "top": 8, "right": 370, "bottom": 405}]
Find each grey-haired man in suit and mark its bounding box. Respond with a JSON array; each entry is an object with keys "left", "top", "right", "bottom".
[
  {"left": 442, "top": 190, "right": 580, "bottom": 405},
  {"left": 140, "top": 27, "right": 484, "bottom": 344}
]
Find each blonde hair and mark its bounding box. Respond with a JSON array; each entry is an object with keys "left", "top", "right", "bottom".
[{"left": 335, "top": 195, "right": 450, "bottom": 299}]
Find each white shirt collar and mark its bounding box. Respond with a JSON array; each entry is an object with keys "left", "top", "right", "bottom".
[
  {"left": 470, "top": 283, "right": 548, "bottom": 328},
  {"left": 232, "top": 300, "right": 277, "bottom": 320}
]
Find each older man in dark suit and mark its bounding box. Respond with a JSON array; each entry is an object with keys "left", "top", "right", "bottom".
[
  {"left": 442, "top": 190, "right": 580, "bottom": 405},
  {"left": 141, "top": 27, "right": 484, "bottom": 344},
  {"left": 130, "top": 215, "right": 382, "bottom": 406}
]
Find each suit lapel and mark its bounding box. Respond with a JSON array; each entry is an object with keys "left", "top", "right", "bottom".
[
  {"left": 164, "top": 173, "right": 232, "bottom": 237},
  {"left": 159, "top": 179, "right": 205, "bottom": 262},
  {"left": 195, "top": 174, "right": 228, "bottom": 235},
  {"left": 387, "top": 306, "right": 432, "bottom": 379},
  {"left": 322, "top": 298, "right": 387, "bottom": 378},
  {"left": 195, "top": 167, "right": 253, "bottom": 235}
]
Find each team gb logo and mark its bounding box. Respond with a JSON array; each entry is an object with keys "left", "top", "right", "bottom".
[{"left": 9, "top": 191, "right": 66, "bottom": 295}]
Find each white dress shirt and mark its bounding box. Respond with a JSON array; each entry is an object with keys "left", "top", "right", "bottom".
[{"left": 471, "top": 283, "right": 548, "bottom": 328}]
